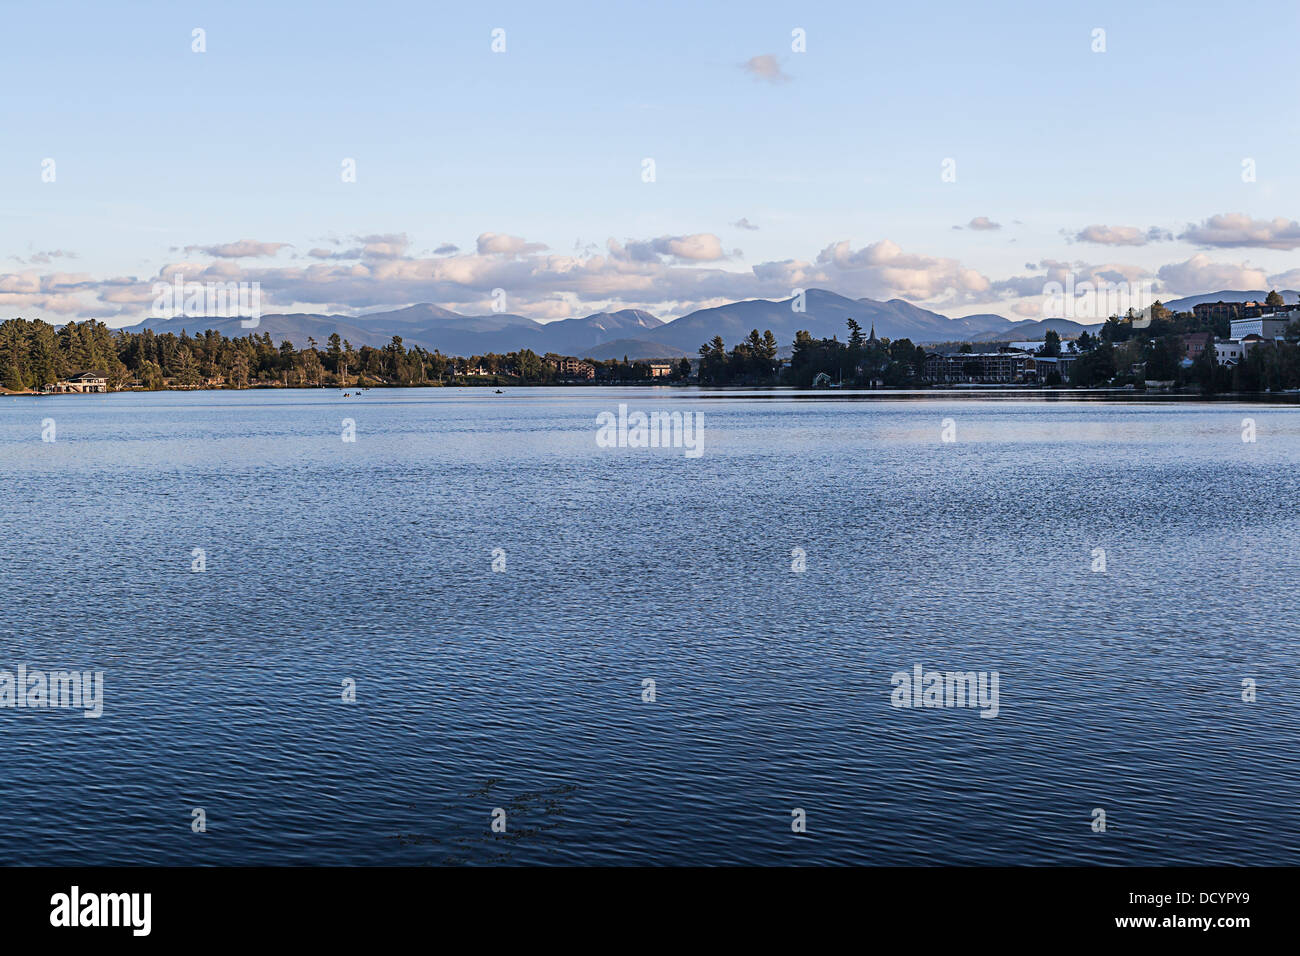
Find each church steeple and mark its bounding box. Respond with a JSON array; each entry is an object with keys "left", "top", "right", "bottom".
[{"left": 868, "top": 323, "right": 877, "bottom": 341}]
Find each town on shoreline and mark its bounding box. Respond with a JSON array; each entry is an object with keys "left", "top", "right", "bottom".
[{"left": 5, "top": 294, "right": 1300, "bottom": 397}]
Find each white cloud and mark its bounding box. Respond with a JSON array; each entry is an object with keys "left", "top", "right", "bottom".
[
  {"left": 1179, "top": 213, "right": 1300, "bottom": 250},
  {"left": 308, "top": 234, "right": 410, "bottom": 260},
  {"left": 8, "top": 228, "right": 1287, "bottom": 327},
  {"left": 0, "top": 235, "right": 997, "bottom": 322},
  {"left": 1075, "top": 225, "right": 1143, "bottom": 246},
  {"left": 476, "top": 233, "right": 549, "bottom": 257},
  {"left": 614, "top": 234, "right": 727, "bottom": 262},
  {"left": 1157, "top": 254, "right": 1269, "bottom": 293},
  {"left": 811, "top": 239, "right": 991, "bottom": 301},
  {"left": 355, "top": 233, "right": 410, "bottom": 259},
  {"left": 1071, "top": 224, "right": 1175, "bottom": 246},
  {"left": 183, "top": 239, "right": 289, "bottom": 258},
  {"left": 987, "top": 260, "right": 1156, "bottom": 309},
  {"left": 1265, "top": 268, "right": 1300, "bottom": 289}
]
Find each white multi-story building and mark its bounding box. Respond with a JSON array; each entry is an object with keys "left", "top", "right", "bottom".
[
  {"left": 1230, "top": 312, "right": 1296, "bottom": 340},
  {"left": 1214, "top": 336, "right": 1277, "bottom": 366},
  {"left": 1215, "top": 341, "right": 1247, "bottom": 365}
]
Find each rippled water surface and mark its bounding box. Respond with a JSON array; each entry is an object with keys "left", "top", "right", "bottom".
[{"left": 1, "top": 387, "right": 1298, "bottom": 865}]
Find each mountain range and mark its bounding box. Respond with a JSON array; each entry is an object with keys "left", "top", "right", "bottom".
[
  {"left": 118, "top": 290, "right": 1033, "bottom": 359},
  {"left": 116, "top": 286, "right": 1295, "bottom": 361}
]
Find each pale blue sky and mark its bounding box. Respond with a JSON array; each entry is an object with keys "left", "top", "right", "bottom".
[{"left": 3, "top": 0, "right": 1298, "bottom": 324}]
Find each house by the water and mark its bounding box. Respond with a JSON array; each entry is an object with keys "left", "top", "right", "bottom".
[{"left": 43, "top": 371, "right": 109, "bottom": 393}]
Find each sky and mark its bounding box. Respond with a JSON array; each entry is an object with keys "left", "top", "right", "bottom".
[{"left": 3, "top": 0, "right": 1299, "bottom": 327}]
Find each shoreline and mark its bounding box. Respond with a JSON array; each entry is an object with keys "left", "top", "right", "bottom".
[{"left": 6, "top": 383, "right": 1299, "bottom": 404}]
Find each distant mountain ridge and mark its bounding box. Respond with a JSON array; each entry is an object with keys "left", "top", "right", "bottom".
[
  {"left": 119, "top": 289, "right": 1023, "bottom": 359},
  {"left": 123, "top": 304, "right": 666, "bottom": 358},
  {"left": 1161, "top": 290, "right": 1300, "bottom": 311},
  {"left": 117, "top": 285, "right": 1253, "bottom": 360},
  {"left": 969, "top": 318, "right": 1103, "bottom": 343}
]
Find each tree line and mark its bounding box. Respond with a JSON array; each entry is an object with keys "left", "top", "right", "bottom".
[
  {"left": 0, "top": 318, "right": 692, "bottom": 391},
  {"left": 1060, "top": 297, "right": 1300, "bottom": 392},
  {"left": 697, "top": 320, "right": 926, "bottom": 386},
  {"left": 6, "top": 299, "right": 1300, "bottom": 394}
]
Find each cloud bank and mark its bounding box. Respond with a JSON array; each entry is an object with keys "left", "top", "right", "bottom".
[{"left": 4, "top": 218, "right": 1298, "bottom": 325}]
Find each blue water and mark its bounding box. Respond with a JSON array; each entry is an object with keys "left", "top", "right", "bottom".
[{"left": 1, "top": 387, "right": 1298, "bottom": 865}]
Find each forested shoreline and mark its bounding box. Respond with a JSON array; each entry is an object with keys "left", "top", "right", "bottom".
[
  {"left": 6, "top": 305, "right": 1300, "bottom": 395},
  {"left": 0, "top": 318, "right": 690, "bottom": 391}
]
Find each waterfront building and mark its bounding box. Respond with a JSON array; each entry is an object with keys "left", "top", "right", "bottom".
[
  {"left": 921, "top": 350, "right": 1032, "bottom": 384},
  {"left": 549, "top": 356, "right": 596, "bottom": 380},
  {"left": 1024, "top": 353, "right": 1078, "bottom": 382},
  {"left": 45, "top": 370, "right": 108, "bottom": 393}
]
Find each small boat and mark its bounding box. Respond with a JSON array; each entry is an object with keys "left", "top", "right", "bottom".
[{"left": 494, "top": 389, "right": 504, "bottom": 394}]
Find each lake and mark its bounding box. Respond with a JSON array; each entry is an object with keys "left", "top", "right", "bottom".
[{"left": 1, "top": 387, "right": 1298, "bottom": 865}]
